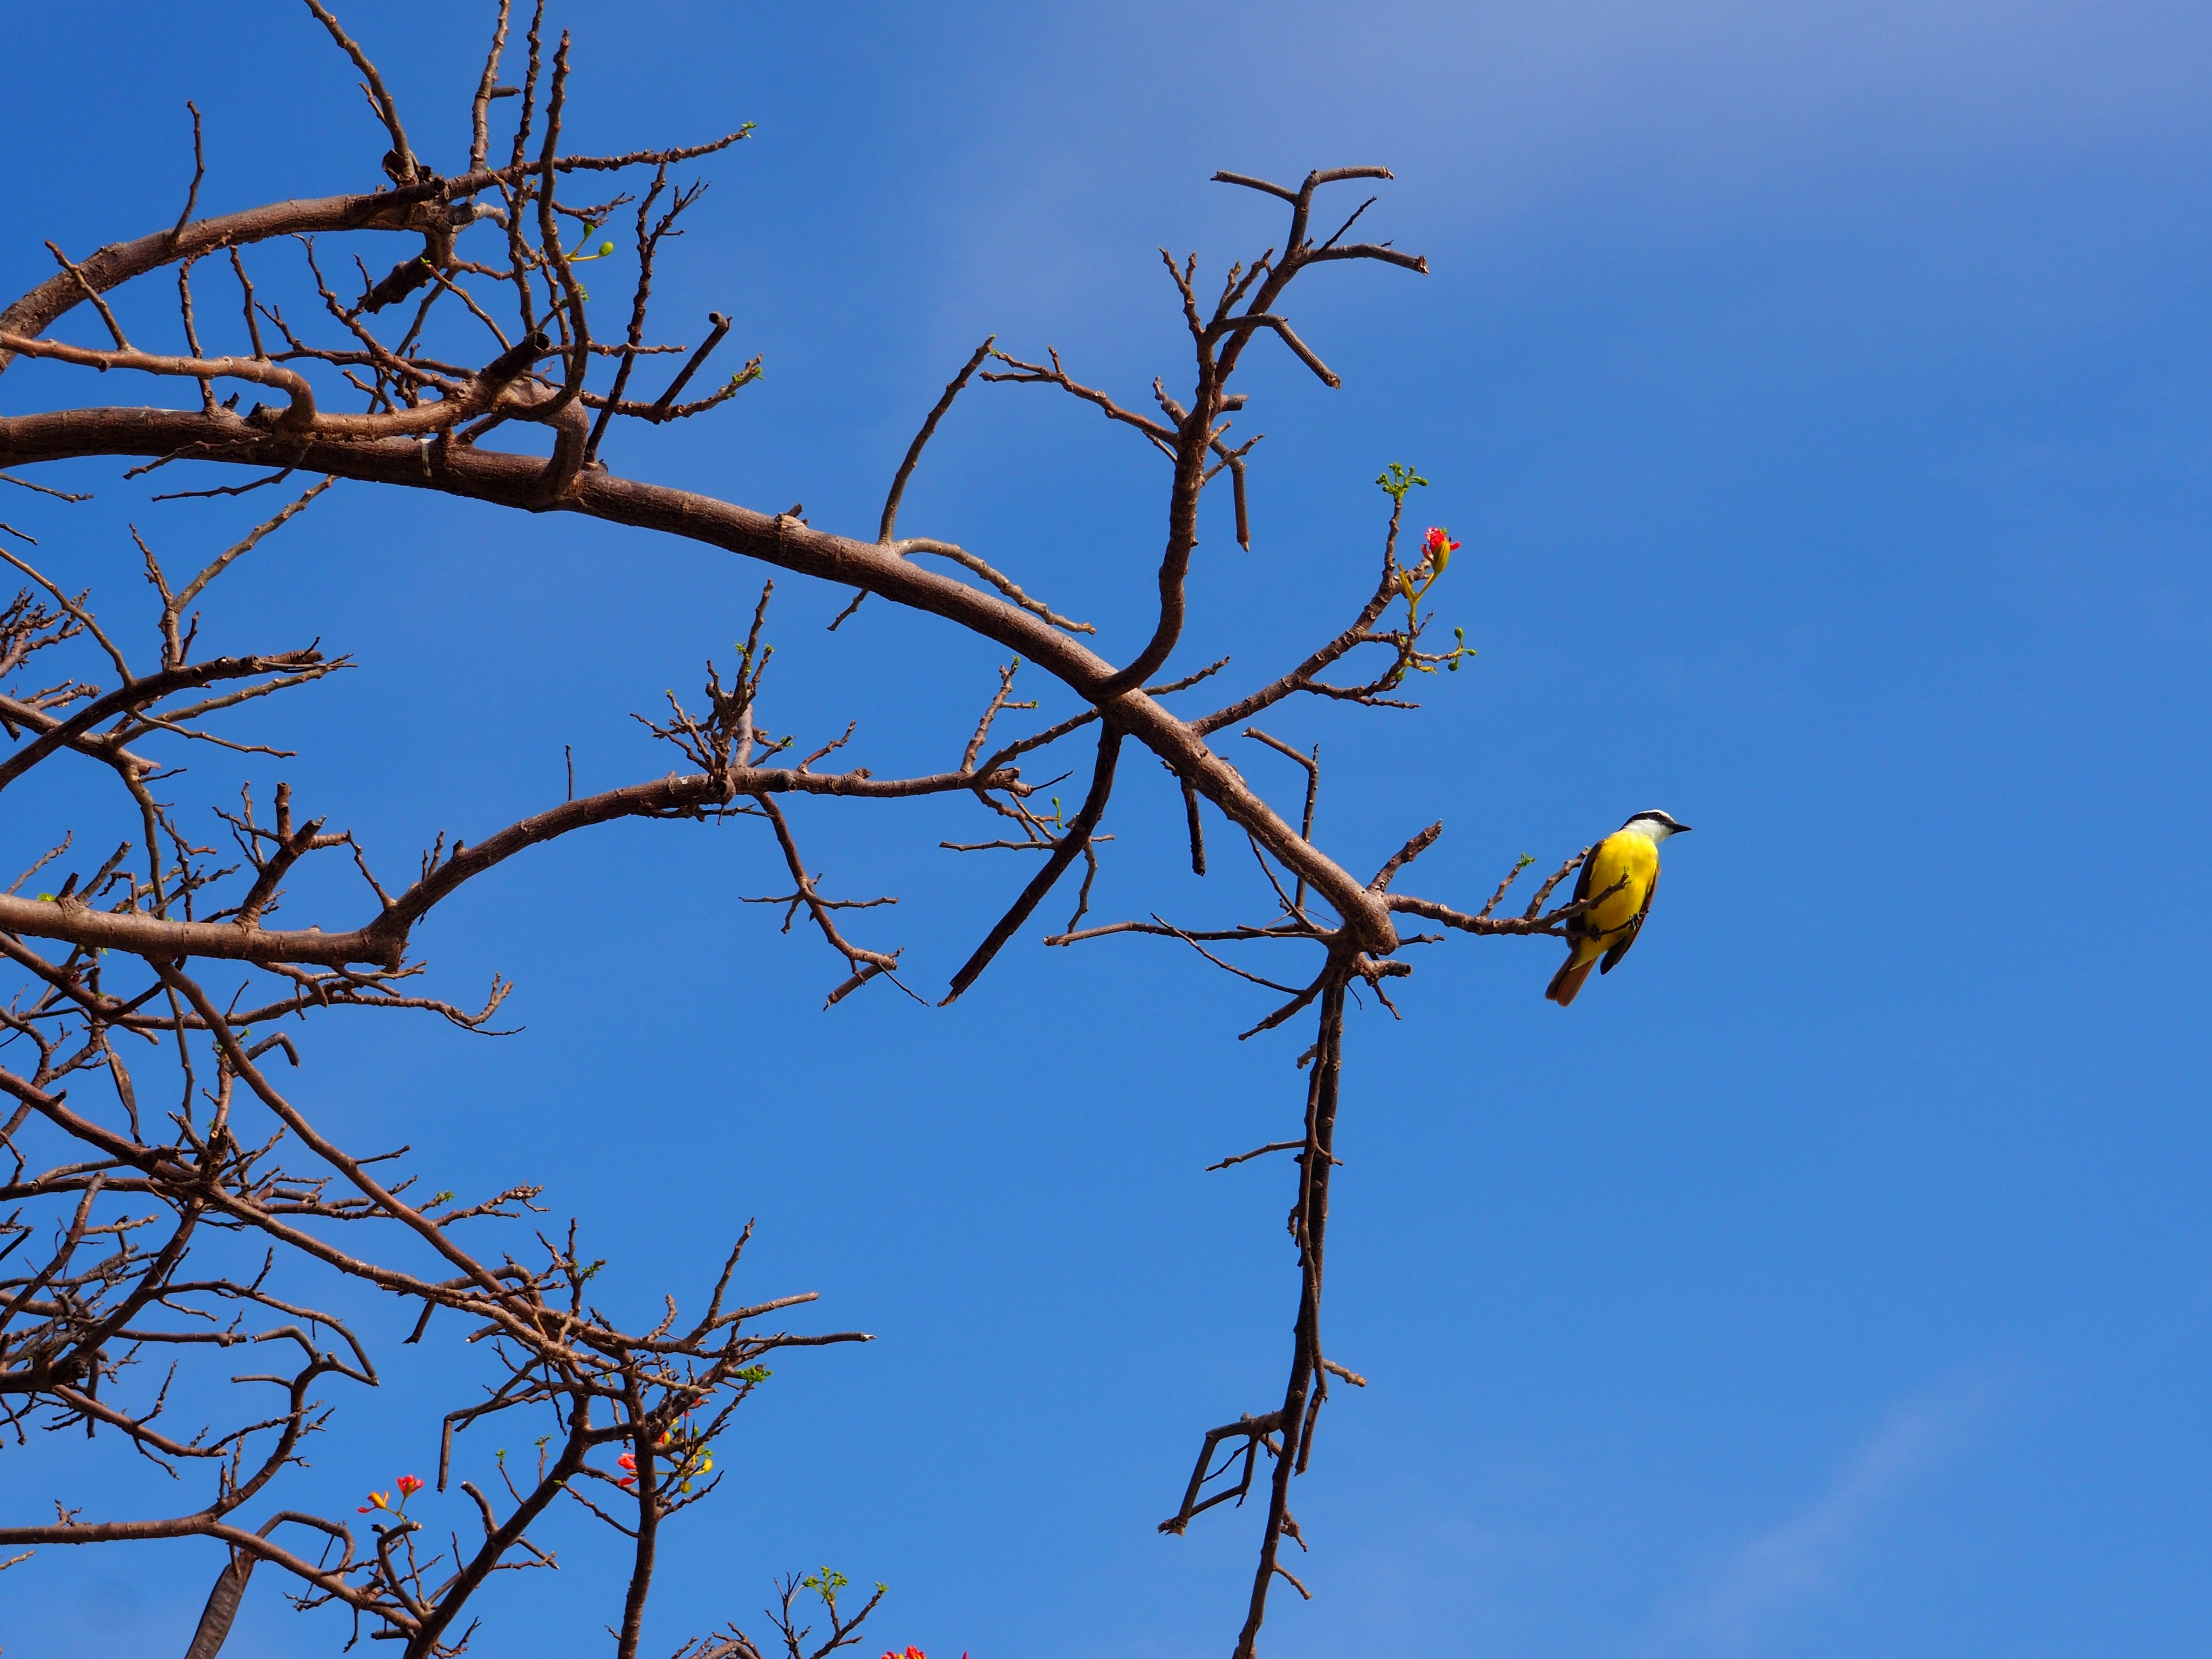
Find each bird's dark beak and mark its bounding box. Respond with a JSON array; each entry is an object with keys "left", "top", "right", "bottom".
[{"left": 1674, "top": 823, "right": 1693, "bottom": 834}]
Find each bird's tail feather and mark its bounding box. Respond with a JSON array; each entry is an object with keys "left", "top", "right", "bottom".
[{"left": 1546, "top": 955, "right": 1595, "bottom": 1007}]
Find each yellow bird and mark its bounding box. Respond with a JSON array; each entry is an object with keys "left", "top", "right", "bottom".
[{"left": 1545, "top": 810, "right": 1691, "bottom": 1007}]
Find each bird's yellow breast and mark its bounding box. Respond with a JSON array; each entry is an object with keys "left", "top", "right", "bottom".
[{"left": 1580, "top": 829, "right": 1660, "bottom": 946}]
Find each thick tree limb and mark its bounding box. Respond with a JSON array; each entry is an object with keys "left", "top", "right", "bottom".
[{"left": 0, "top": 412, "right": 1400, "bottom": 953}]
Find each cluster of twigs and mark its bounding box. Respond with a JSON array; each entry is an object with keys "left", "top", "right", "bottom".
[
  {"left": 0, "top": 5, "right": 1624, "bottom": 1655},
  {"left": 0, "top": 498, "right": 884, "bottom": 1657}
]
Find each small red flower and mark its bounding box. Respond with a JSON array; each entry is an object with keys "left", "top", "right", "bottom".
[
  {"left": 357, "top": 1491, "right": 390, "bottom": 1514},
  {"left": 395, "top": 1474, "right": 424, "bottom": 1498},
  {"left": 617, "top": 1450, "right": 637, "bottom": 1489},
  {"left": 1420, "top": 526, "right": 1459, "bottom": 571}
]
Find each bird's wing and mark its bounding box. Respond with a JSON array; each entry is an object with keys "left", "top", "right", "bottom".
[
  {"left": 1600, "top": 863, "right": 1657, "bottom": 974},
  {"left": 1564, "top": 842, "right": 1596, "bottom": 941}
]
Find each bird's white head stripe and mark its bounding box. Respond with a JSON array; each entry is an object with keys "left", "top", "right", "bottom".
[{"left": 1619, "top": 809, "right": 1691, "bottom": 840}]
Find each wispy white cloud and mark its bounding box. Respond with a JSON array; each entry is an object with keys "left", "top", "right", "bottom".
[
  {"left": 1656, "top": 1369, "right": 2003, "bottom": 1654},
  {"left": 923, "top": 0, "right": 2212, "bottom": 340}
]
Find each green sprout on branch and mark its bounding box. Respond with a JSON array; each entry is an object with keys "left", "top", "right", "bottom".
[
  {"left": 802, "top": 1566, "right": 859, "bottom": 1617},
  {"left": 564, "top": 221, "right": 618, "bottom": 264},
  {"left": 1376, "top": 461, "right": 1429, "bottom": 505}
]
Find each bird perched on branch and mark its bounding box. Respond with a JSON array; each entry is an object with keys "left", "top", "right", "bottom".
[{"left": 1545, "top": 810, "right": 1691, "bottom": 1007}]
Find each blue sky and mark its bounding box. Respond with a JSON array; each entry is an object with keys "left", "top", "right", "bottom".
[{"left": 4, "top": 2, "right": 2210, "bottom": 1656}]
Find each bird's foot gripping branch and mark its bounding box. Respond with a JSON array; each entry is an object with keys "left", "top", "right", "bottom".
[{"left": 0, "top": 4, "right": 1638, "bottom": 1654}]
